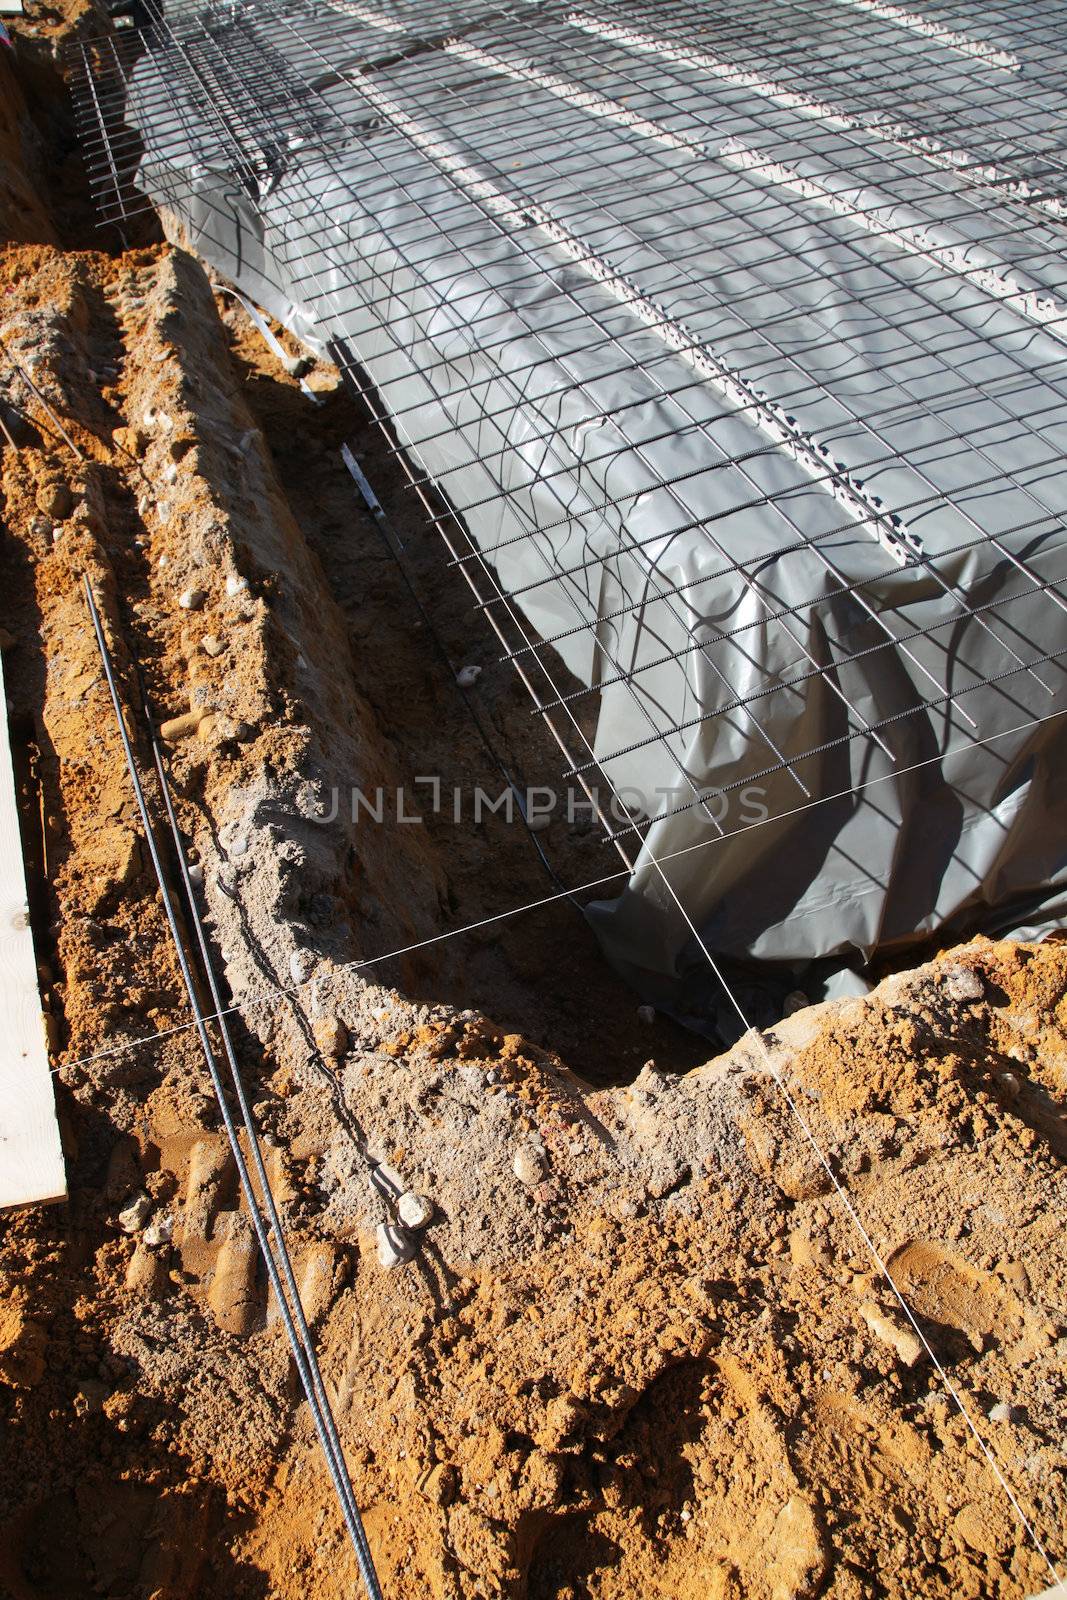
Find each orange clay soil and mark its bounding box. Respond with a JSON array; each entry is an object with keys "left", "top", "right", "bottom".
[{"left": 0, "top": 11, "right": 1065, "bottom": 1600}]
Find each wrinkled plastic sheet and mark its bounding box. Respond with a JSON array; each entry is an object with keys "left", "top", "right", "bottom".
[{"left": 126, "top": 0, "right": 1067, "bottom": 1023}]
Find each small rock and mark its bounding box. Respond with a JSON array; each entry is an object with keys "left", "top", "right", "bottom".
[
  {"left": 179, "top": 587, "right": 207, "bottom": 611},
  {"left": 456, "top": 665, "right": 482, "bottom": 688},
  {"left": 232, "top": 721, "right": 255, "bottom": 742},
  {"left": 186, "top": 862, "right": 204, "bottom": 888},
  {"left": 225, "top": 574, "right": 248, "bottom": 597},
  {"left": 0, "top": 1300, "right": 46, "bottom": 1388},
  {"left": 200, "top": 634, "right": 225, "bottom": 657},
  {"left": 313, "top": 1014, "right": 348, "bottom": 1058},
  {"left": 636, "top": 1004, "right": 656, "bottom": 1025},
  {"left": 118, "top": 1191, "right": 151, "bottom": 1233},
  {"left": 767, "top": 1494, "right": 827, "bottom": 1600},
  {"left": 376, "top": 1223, "right": 415, "bottom": 1270},
  {"left": 113, "top": 424, "right": 145, "bottom": 457},
  {"left": 988, "top": 1400, "right": 1022, "bottom": 1424},
  {"left": 73, "top": 1380, "right": 108, "bottom": 1418},
  {"left": 36, "top": 482, "right": 72, "bottom": 520},
  {"left": 125, "top": 1242, "right": 166, "bottom": 1298},
  {"left": 397, "top": 1192, "right": 434, "bottom": 1230},
  {"left": 513, "top": 1145, "right": 545, "bottom": 1186},
  {"left": 289, "top": 950, "right": 313, "bottom": 985},
  {"left": 539, "top": 1393, "right": 584, "bottom": 1448},
  {"left": 954, "top": 1502, "right": 995, "bottom": 1557},
  {"left": 859, "top": 1301, "right": 925, "bottom": 1367},
  {"left": 941, "top": 965, "right": 984, "bottom": 1003},
  {"left": 142, "top": 1213, "right": 174, "bottom": 1249},
  {"left": 418, "top": 1462, "right": 456, "bottom": 1507},
  {"left": 159, "top": 709, "right": 204, "bottom": 741}
]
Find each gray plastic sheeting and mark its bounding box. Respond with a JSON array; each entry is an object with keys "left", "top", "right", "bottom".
[{"left": 125, "top": 0, "right": 1067, "bottom": 1025}]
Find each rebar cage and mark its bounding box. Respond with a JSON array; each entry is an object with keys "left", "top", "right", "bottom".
[{"left": 71, "top": 0, "right": 1067, "bottom": 1018}]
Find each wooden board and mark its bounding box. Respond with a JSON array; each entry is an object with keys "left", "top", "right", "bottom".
[{"left": 0, "top": 652, "right": 65, "bottom": 1209}]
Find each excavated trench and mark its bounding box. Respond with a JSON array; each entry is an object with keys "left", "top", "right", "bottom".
[
  {"left": 2, "top": 14, "right": 710, "bottom": 1090},
  {"left": 2, "top": 15, "right": 1067, "bottom": 1600},
  {"left": 212, "top": 287, "right": 711, "bottom": 1087}
]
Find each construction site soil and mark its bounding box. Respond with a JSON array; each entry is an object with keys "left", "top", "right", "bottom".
[{"left": 0, "top": 9, "right": 1065, "bottom": 1599}]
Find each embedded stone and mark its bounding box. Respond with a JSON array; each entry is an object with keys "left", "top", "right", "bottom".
[
  {"left": 513, "top": 1145, "right": 545, "bottom": 1186},
  {"left": 159, "top": 709, "right": 203, "bottom": 741},
  {"left": 118, "top": 1191, "right": 151, "bottom": 1233},
  {"left": 397, "top": 1192, "right": 434, "bottom": 1230},
  {"left": 376, "top": 1223, "right": 415, "bottom": 1270},
  {"left": 313, "top": 1014, "right": 348, "bottom": 1058}
]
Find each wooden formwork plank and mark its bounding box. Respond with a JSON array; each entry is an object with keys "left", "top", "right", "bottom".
[{"left": 0, "top": 652, "right": 65, "bottom": 1209}]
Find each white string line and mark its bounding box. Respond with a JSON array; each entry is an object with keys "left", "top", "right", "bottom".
[
  {"left": 565, "top": 12, "right": 1066, "bottom": 221},
  {"left": 719, "top": 140, "right": 1067, "bottom": 347},
  {"left": 828, "top": 0, "right": 1022, "bottom": 73},
  {"left": 53, "top": 700, "right": 1067, "bottom": 1075},
  {"left": 357, "top": 59, "right": 919, "bottom": 567},
  {"left": 215, "top": 282, "right": 322, "bottom": 399}
]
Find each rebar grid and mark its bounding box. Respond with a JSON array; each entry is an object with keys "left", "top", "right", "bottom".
[{"left": 70, "top": 0, "right": 1067, "bottom": 878}]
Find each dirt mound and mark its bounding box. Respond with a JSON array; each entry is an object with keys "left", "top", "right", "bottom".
[{"left": 0, "top": 12, "right": 1064, "bottom": 1600}]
